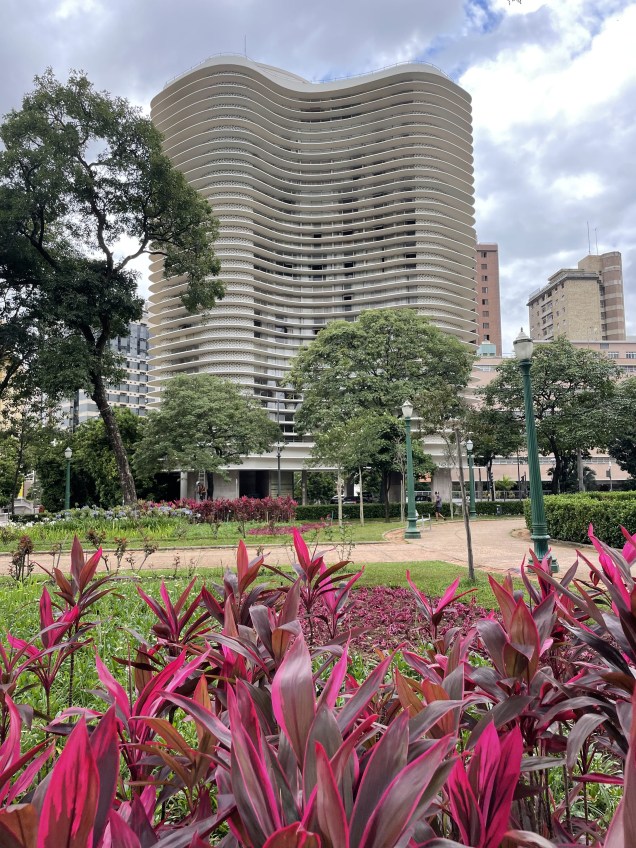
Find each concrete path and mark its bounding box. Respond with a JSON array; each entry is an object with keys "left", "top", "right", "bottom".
[{"left": 0, "top": 517, "right": 593, "bottom": 578}]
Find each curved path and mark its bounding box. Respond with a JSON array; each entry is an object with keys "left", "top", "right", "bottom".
[{"left": 0, "top": 517, "right": 592, "bottom": 578}]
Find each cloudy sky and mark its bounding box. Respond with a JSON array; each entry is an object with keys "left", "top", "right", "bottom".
[{"left": 1, "top": 0, "right": 634, "bottom": 351}]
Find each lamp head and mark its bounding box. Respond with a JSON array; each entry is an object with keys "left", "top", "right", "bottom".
[
  {"left": 466, "top": 438, "right": 473, "bottom": 453},
  {"left": 64, "top": 447, "right": 72, "bottom": 460},
  {"left": 513, "top": 328, "right": 534, "bottom": 361},
  {"left": 401, "top": 400, "right": 413, "bottom": 420}
]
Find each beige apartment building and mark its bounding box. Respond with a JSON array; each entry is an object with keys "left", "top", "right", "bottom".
[
  {"left": 528, "top": 251, "right": 626, "bottom": 342},
  {"left": 470, "top": 342, "right": 633, "bottom": 487},
  {"left": 475, "top": 242, "right": 502, "bottom": 354},
  {"left": 149, "top": 56, "right": 477, "bottom": 499}
]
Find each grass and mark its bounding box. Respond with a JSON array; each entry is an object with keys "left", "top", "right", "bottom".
[{"left": 0, "top": 518, "right": 416, "bottom": 554}]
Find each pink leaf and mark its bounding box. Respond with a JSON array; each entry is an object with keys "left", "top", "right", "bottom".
[
  {"left": 37, "top": 719, "right": 99, "bottom": 848},
  {"left": 263, "top": 823, "right": 322, "bottom": 848},
  {"left": 272, "top": 633, "right": 316, "bottom": 765}
]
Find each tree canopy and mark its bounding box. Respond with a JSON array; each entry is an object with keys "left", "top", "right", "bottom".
[
  {"left": 288, "top": 308, "right": 473, "bottom": 435},
  {"left": 133, "top": 375, "right": 281, "bottom": 480},
  {"left": 483, "top": 338, "right": 621, "bottom": 493},
  {"left": 608, "top": 378, "right": 636, "bottom": 481},
  {"left": 0, "top": 70, "right": 223, "bottom": 503}
]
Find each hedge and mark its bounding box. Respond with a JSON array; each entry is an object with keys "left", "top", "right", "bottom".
[
  {"left": 295, "top": 500, "right": 524, "bottom": 522},
  {"left": 523, "top": 493, "right": 636, "bottom": 548}
]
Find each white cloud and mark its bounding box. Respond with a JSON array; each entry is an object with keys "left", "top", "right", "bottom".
[{"left": 0, "top": 0, "right": 634, "bottom": 351}]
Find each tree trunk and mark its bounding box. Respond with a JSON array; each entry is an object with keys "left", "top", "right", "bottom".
[
  {"left": 455, "top": 428, "right": 475, "bottom": 582},
  {"left": 90, "top": 372, "right": 137, "bottom": 505},
  {"left": 358, "top": 466, "right": 365, "bottom": 526},
  {"left": 382, "top": 470, "right": 391, "bottom": 521},
  {"left": 10, "top": 413, "right": 27, "bottom": 516},
  {"left": 551, "top": 450, "right": 562, "bottom": 495}
]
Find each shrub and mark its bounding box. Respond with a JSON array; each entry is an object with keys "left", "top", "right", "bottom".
[
  {"left": 1, "top": 527, "right": 636, "bottom": 845},
  {"left": 524, "top": 492, "right": 636, "bottom": 546}
]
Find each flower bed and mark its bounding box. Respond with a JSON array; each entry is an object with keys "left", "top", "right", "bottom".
[{"left": 0, "top": 526, "right": 634, "bottom": 846}]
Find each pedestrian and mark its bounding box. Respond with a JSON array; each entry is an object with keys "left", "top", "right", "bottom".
[{"left": 434, "top": 491, "right": 446, "bottom": 521}]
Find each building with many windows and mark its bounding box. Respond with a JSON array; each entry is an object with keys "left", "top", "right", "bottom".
[
  {"left": 60, "top": 316, "right": 149, "bottom": 430},
  {"left": 149, "top": 56, "right": 477, "bottom": 497},
  {"left": 528, "top": 251, "right": 626, "bottom": 342},
  {"left": 475, "top": 242, "right": 501, "bottom": 354}
]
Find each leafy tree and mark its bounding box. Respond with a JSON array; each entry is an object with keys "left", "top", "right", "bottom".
[
  {"left": 72, "top": 409, "right": 145, "bottom": 507},
  {"left": 311, "top": 414, "right": 385, "bottom": 524},
  {"left": 289, "top": 309, "right": 473, "bottom": 436},
  {"left": 484, "top": 338, "right": 621, "bottom": 494},
  {"left": 0, "top": 70, "right": 223, "bottom": 504},
  {"left": 133, "top": 375, "right": 280, "bottom": 482},
  {"left": 608, "top": 378, "right": 636, "bottom": 480},
  {"left": 289, "top": 309, "right": 471, "bottom": 509},
  {"left": 464, "top": 406, "right": 523, "bottom": 499}
]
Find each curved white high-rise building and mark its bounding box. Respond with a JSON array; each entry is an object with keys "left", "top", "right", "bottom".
[{"left": 149, "top": 56, "right": 476, "bottom": 496}]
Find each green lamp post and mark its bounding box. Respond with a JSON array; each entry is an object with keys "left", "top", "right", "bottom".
[
  {"left": 402, "top": 400, "right": 421, "bottom": 540},
  {"left": 513, "top": 329, "right": 558, "bottom": 573},
  {"left": 466, "top": 438, "right": 477, "bottom": 519},
  {"left": 64, "top": 446, "right": 72, "bottom": 511}
]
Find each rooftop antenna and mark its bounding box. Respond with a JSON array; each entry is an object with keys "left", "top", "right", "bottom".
[
  {"left": 244, "top": 35, "right": 247, "bottom": 57},
  {"left": 594, "top": 227, "right": 599, "bottom": 255},
  {"left": 587, "top": 221, "right": 591, "bottom": 255}
]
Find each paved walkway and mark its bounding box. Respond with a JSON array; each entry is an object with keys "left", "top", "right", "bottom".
[{"left": 0, "top": 517, "right": 592, "bottom": 578}]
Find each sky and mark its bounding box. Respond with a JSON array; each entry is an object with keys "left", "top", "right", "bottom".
[{"left": 1, "top": 0, "right": 634, "bottom": 352}]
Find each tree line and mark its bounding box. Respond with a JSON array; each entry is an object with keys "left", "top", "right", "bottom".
[{"left": 1, "top": 71, "right": 635, "bottom": 511}]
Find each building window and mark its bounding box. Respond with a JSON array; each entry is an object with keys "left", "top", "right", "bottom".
[
  {"left": 481, "top": 298, "right": 488, "bottom": 305},
  {"left": 483, "top": 311, "right": 489, "bottom": 317},
  {"left": 482, "top": 251, "right": 487, "bottom": 258},
  {"left": 482, "top": 322, "right": 490, "bottom": 329},
  {"left": 626, "top": 352, "right": 636, "bottom": 359},
  {"left": 482, "top": 275, "right": 488, "bottom": 281},
  {"left": 481, "top": 263, "right": 487, "bottom": 269},
  {"left": 482, "top": 286, "right": 488, "bottom": 293}
]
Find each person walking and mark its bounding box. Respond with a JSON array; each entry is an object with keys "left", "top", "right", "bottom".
[{"left": 434, "top": 491, "right": 446, "bottom": 521}]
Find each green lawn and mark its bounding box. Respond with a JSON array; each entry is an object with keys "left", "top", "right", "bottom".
[{"left": 0, "top": 518, "right": 436, "bottom": 554}]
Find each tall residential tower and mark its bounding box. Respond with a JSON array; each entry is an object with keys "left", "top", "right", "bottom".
[
  {"left": 475, "top": 242, "right": 502, "bottom": 354},
  {"left": 528, "top": 251, "right": 626, "bottom": 342},
  {"left": 149, "top": 56, "right": 476, "bottom": 495}
]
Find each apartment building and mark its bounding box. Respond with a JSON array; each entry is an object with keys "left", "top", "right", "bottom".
[
  {"left": 475, "top": 242, "right": 502, "bottom": 354},
  {"left": 528, "top": 251, "right": 626, "bottom": 342},
  {"left": 60, "top": 317, "right": 149, "bottom": 429},
  {"left": 149, "top": 56, "right": 476, "bottom": 497}
]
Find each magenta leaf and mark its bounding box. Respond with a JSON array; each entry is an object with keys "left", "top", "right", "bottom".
[
  {"left": 272, "top": 633, "right": 316, "bottom": 765},
  {"left": 37, "top": 719, "right": 99, "bottom": 848}
]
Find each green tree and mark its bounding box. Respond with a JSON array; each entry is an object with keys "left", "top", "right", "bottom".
[
  {"left": 133, "top": 375, "right": 280, "bottom": 482},
  {"left": 72, "top": 409, "right": 145, "bottom": 507},
  {"left": 0, "top": 70, "right": 223, "bottom": 504},
  {"left": 464, "top": 406, "right": 523, "bottom": 499},
  {"left": 311, "top": 414, "right": 386, "bottom": 524},
  {"left": 289, "top": 309, "right": 471, "bottom": 509},
  {"left": 289, "top": 309, "right": 473, "bottom": 436},
  {"left": 484, "top": 338, "right": 621, "bottom": 494},
  {"left": 608, "top": 378, "right": 636, "bottom": 481}
]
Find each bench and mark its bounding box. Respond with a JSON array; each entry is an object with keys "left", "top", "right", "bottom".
[{"left": 416, "top": 515, "right": 432, "bottom": 532}]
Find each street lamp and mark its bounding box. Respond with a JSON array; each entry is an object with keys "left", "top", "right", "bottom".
[
  {"left": 401, "top": 400, "right": 421, "bottom": 540},
  {"left": 64, "top": 446, "right": 72, "bottom": 511},
  {"left": 513, "top": 329, "right": 558, "bottom": 573},
  {"left": 466, "top": 438, "right": 477, "bottom": 519}
]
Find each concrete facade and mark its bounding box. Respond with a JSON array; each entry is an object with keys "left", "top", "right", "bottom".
[
  {"left": 148, "top": 56, "right": 477, "bottom": 491},
  {"left": 60, "top": 316, "right": 149, "bottom": 429},
  {"left": 528, "top": 252, "right": 626, "bottom": 342},
  {"left": 475, "top": 242, "right": 502, "bottom": 354}
]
